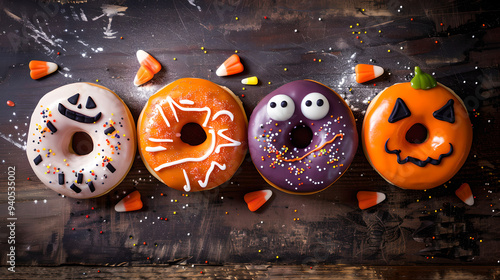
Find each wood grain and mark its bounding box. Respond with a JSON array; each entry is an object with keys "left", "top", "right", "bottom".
[
  {"left": 0, "top": 0, "right": 499, "bottom": 276},
  {"left": 0, "top": 265, "right": 499, "bottom": 279}
]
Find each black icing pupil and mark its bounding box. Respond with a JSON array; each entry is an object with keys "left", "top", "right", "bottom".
[
  {"left": 317, "top": 99, "right": 324, "bottom": 106},
  {"left": 305, "top": 100, "right": 312, "bottom": 107},
  {"left": 270, "top": 102, "right": 276, "bottom": 108},
  {"left": 281, "top": 101, "right": 288, "bottom": 108}
]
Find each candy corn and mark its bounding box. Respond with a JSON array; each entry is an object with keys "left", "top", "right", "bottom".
[
  {"left": 244, "top": 189, "right": 272, "bottom": 212},
  {"left": 115, "top": 190, "right": 143, "bottom": 212},
  {"left": 29, "top": 60, "right": 58, "bottom": 80},
  {"left": 134, "top": 50, "right": 161, "bottom": 86},
  {"left": 134, "top": 65, "right": 154, "bottom": 86},
  {"left": 355, "top": 64, "right": 384, "bottom": 83},
  {"left": 241, "top": 76, "right": 258, "bottom": 85},
  {"left": 136, "top": 50, "right": 161, "bottom": 74},
  {"left": 455, "top": 183, "right": 474, "bottom": 206},
  {"left": 357, "top": 191, "right": 386, "bottom": 210},
  {"left": 216, "top": 54, "right": 244, "bottom": 76}
]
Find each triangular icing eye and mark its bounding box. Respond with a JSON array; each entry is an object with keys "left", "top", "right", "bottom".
[
  {"left": 433, "top": 99, "right": 455, "bottom": 123},
  {"left": 86, "top": 96, "right": 96, "bottom": 109},
  {"left": 388, "top": 98, "right": 411, "bottom": 123},
  {"left": 67, "top": 93, "right": 80, "bottom": 105}
]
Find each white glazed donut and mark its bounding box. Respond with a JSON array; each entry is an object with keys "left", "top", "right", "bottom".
[{"left": 26, "top": 83, "right": 136, "bottom": 198}]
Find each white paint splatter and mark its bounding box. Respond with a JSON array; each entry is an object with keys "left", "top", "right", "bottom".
[
  {"left": 78, "top": 40, "right": 89, "bottom": 46},
  {"left": 79, "top": 8, "right": 88, "bottom": 21},
  {"left": 92, "top": 5, "right": 128, "bottom": 39},
  {"left": 3, "top": 8, "right": 66, "bottom": 54},
  {"left": 0, "top": 132, "right": 26, "bottom": 150},
  {"left": 187, "top": 0, "right": 202, "bottom": 11}
]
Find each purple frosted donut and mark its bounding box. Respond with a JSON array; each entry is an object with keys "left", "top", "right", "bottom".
[{"left": 248, "top": 80, "right": 358, "bottom": 194}]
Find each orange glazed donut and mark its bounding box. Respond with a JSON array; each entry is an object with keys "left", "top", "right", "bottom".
[
  {"left": 362, "top": 67, "right": 473, "bottom": 190},
  {"left": 137, "top": 78, "right": 248, "bottom": 192}
]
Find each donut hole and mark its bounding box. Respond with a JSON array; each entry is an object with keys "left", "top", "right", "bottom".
[
  {"left": 405, "top": 123, "right": 428, "bottom": 144},
  {"left": 71, "top": 132, "right": 94, "bottom": 155},
  {"left": 290, "top": 124, "right": 313, "bottom": 149},
  {"left": 180, "top": 123, "right": 207, "bottom": 146}
]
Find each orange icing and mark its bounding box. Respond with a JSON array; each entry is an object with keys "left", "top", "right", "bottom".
[
  {"left": 362, "top": 82, "right": 472, "bottom": 190},
  {"left": 137, "top": 78, "right": 248, "bottom": 192}
]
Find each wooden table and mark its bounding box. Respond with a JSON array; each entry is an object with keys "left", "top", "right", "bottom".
[{"left": 0, "top": 0, "right": 499, "bottom": 278}]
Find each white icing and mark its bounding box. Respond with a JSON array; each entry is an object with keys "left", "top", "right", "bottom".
[
  {"left": 182, "top": 169, "right": 191, "bottom": 192},
  {"left": 145, "top": 146, "right": 167, "bottom": 152},
  {"left": 179, "top": 99, "right": 194, "bottom": 105},
  {"left": 156, "top": 104, "right": 170, "bottom": 127},
  {"left": 212, "top": 110, "right": 234, "bottom": 121},
  {"left": 26, "top": 83, "right": 136, "bottom": 199},
  {"left": 167, "top": 96, "right": 211, "bottom": 127},
  {"left": 197, "top": 161, "right": 226, "bottom": 188},
  {"left": 154, "top": 129, "right": 216, "bottom": 171},
  {"left": 148, "top": 138, "right": 173, "bottom": 143},
  {"left": 215, "top": 129, "right": 241, "bottom": 153}
]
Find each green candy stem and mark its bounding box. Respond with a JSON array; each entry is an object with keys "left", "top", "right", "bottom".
[{"left": 410, "top": 66, "right": 437, "bottom": 90}]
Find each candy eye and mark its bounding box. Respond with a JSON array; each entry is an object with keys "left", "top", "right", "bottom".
[
  {"left": 67, "top": 93, "right": 80, "bottom": 105},
  {"left": 85, "top": 96, "right": 97, "bottom": 109},
  {"left": 267, "top": 94, "right": 295, "bottom": 121},
  {"left": 301, "top": 92, "right": 329, "bottom": 120},
  {"left": 433, "top": 99, "right": 455, "bottom": 123},
  {"left": 388, "top": 98, "right": 411, "bottom": 123}
]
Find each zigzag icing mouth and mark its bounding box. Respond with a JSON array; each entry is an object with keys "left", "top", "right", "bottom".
[
  {"left": 384, "top": 138, "right": 453, "bottom": 167},
  {"left": 58, "top": 103, "right": 102, "bottom": 123}
]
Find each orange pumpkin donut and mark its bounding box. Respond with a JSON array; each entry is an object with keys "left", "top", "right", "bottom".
[
  {"left": 362, "top": 67, "right": 472, "bottom": 190},
  {"left": 137, "top": 78, "right": 248, "bottom": 192}
]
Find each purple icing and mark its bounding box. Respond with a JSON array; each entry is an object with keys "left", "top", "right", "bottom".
[{"left": 248, "top": 80, "right": 358, "bottom": 194}]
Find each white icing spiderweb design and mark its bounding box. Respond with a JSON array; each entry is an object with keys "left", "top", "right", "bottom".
[{"left": 146, "top": 97, "right": 241, "bottom": 192}]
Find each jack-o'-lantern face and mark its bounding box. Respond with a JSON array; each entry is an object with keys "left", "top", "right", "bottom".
[
  {"left": 362, "top": 67, "right": 473, "bottom": 190},
  {"left": 58, "top": 93, "right": 102, "bottom": 123}
]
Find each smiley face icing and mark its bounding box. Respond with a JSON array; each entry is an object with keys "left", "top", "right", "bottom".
[
  {"left": 26, "top": 83, "right": 136, "bottom": 198},
  {"left": 248, "top": 80, "right": 358, "bottom": 195}
]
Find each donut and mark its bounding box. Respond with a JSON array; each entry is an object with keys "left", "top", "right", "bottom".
[
  {"left": 137, "top": 78, "right": 248, "bottom": 192},
  {"left": 362, "top": 67, "right": 473, "bottom": 190},
  {"left": 26, "top": 83, "right": 136, "bottom": 198},
  {"left": 248, "top": 80, "right": 358, "bottom": 195}
]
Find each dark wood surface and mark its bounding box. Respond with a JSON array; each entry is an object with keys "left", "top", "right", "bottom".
[{"left": 0, "top": 0, "right": 499, "bottom": 277}]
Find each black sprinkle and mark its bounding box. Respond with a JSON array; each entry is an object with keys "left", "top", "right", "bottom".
[
  {"left": 70, "top": 184, "right": 82, "bottom": 193},
  {"left": 88, "top": 181, "right": 95, "bottom": 192},
  {"left": 34, "top": 154, "right": 42, "bottom": 165},
  {"left": 47, "top": 121, "right": 57, "bottom": 133},
  {"left": 58, "top": 173, "right": 65, "bottom": 185},
  {"left": 77, "top": 173, "right": 83, "bottom": 184},
  {"left": 106, "top": 163, "right": 116, "bottom": 173},
  {"left": 104, "top": 126, "right": 116, "bottom": 135}
]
